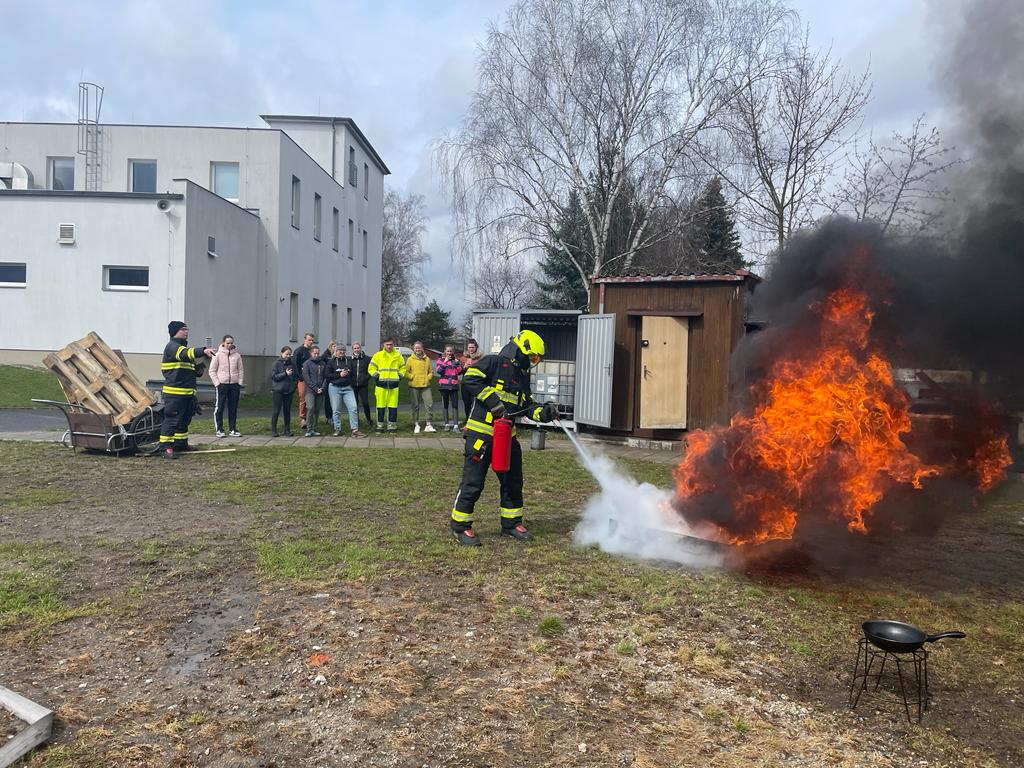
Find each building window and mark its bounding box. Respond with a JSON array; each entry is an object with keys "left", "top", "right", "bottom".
[
  {"left": 0, "top": 262, "right": 27, "bottom": 287},
  {"left": 103, "top": 266, "right": 149, "bottom": 291},
  {"left": 332, "top": 208, "right": 340, "bottom": 252},
  {"left": 363, "top": 163, "right": 369, "bottom": 199},
  {"left": 47, "top": 157, "right": 74, "bottom": 190},
  {"left": 129, "top": 160, "right": 157, "bottom": 193},
  {"left": 362, "top": 230, "right": 368, "bottom": 267},
  {"left": 312, "top": 298, "right": 320, "bottom": 340},
  {"left": 348, "top": 146, "right": 357, "bottom": 187},
  {"left": 313, "top": 194, "right": 322, "bottom": 241},
  {"left": 291, "top": 176, "right": 301, "bottom": 229},
  {"left": 346, "top": 308, "right": 353, "bottom": 345},
  {"left": 331, "top": 304, "right": 338, "bottom": 340},
  {"left": 360, "top": 311, "right": 366, "bottom": 345},
  {"left": 289, "top": 293, "right": 299, "bottom": 342},
  {"left": 348, "top": 219, "right": 354, "bottom": 259},
  {"left": 211, "top": 162, "right": 240, "bottom": 202},
  {"left": 207, "top": 236, "right": 217, "bottom": 257}
]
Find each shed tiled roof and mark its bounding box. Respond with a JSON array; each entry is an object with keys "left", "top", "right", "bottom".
[{"left": 592, "top": 268, "right": 760, "bottom": 284}]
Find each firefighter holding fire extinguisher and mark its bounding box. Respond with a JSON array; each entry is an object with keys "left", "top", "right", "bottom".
[{"left": 450, "top": 330, "right": 559, "bottom": 546}]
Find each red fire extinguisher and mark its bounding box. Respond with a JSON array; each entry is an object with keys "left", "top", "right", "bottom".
[{"left": 491, "top": 417, "right": 513, "bottom": 472}]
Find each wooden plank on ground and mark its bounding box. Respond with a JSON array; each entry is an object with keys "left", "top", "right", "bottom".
[{"left": 0, "top": 684, "right": 54, "bottom": 767}]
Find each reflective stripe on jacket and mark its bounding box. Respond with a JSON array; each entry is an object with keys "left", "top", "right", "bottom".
[
  {"left": 461, "top": 341, "right": 542, "bottom": 439},
  {"left": 161, "top": 338, "right": 205, "bottom": 396},
  {"left": 368, "top": 349, "right": 406, "bottom": 389}
]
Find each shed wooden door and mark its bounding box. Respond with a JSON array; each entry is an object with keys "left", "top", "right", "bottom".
[{"left": 639, "top": 316, "right": 688, "bottom": 429}]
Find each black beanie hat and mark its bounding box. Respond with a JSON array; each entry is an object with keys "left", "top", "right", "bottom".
[{"left": 168, "top": 321, "right": 187, "bottom": 337}]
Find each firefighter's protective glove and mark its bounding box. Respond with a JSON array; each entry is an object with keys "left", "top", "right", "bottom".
[
  {"left": 539, "top": 402, "right": 559, "bottom": 423},
  {"left": 490, "top": 403, "right": 507, "bottom": 420}
]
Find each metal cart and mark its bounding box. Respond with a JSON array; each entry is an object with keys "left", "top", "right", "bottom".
[{"left": 31, "top": 399, "right": 164, "bottom": 455}]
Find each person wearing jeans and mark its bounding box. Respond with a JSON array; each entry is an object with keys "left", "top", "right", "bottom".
[
  {"left": 301, "top": 346, "right": 327, "bottom": 437},
  {"left": 350, "top": 341, "right": 373, "bottom": 427},
  {"left": 209, "top": 334, "right": 244, "bottom": 437},
  {"left": 326, "top": 344, "right": 365, "bottom": 438}
]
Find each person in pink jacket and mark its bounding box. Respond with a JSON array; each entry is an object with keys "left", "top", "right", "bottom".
[
  {"left": 435, "top": 344, "right": 464, "bottom": 431},
  {"left": 209, "top": 334, "right": 245, "bottom": 437}
]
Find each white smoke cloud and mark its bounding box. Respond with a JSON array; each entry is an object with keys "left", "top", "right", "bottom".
[{"left": 565, "top": 432, "right": 726, "bottom": 569}]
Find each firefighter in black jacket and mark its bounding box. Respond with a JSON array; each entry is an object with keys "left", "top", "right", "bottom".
[
  {"left": 160, "top": 321, "right": 214, "bottom": 459},
  {"left": 450, "top": 330, "right": 558, "bottom": 546}
]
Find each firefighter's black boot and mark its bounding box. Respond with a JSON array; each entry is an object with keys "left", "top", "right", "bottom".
[
  {"left": 164, "top": 447, "right": 177, "bottom": 460},
  {"left": 501, "top": 524, "right": 533, "bottom": 541},
  {"left": 452, "top": 528, "right": 482, "bottom": 547}
]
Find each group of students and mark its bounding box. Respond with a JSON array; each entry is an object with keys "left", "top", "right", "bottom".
[{"left": 265, "top": 333, "right": 485, "bottom": 438}]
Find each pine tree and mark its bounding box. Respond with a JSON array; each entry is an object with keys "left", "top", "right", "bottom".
[
  {"left": 536, "top": 164, "right": 642, "bottom": 310},
  {"left": 407, "top": 300, "right": 455, "bottom": 349},
  {"left": 692, "top": 177, "right": 744, "bottom": 271},
  {"left": 536, "top": 191, "right": 593, "bottom": 310}
]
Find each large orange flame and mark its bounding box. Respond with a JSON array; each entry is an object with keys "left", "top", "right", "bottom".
[{"left": 673, "top": 287, "right": 1010, "bottom": 546}]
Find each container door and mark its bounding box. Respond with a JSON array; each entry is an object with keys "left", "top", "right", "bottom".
[
  {"left": 639, "top": 316, "right": 688, "bottom": 429},
  {"left": 473, "top": 314, "right": 520, "bottom": 354},
  {"left": 574, "top": 314, "right": 615, "bottom": 428}
]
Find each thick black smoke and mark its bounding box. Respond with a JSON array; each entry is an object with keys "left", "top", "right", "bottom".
[{"left": 741, "top": 0, "right": 1024, "bottom": 400}]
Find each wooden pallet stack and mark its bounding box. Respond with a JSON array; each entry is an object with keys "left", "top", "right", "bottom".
[{"left": 42, "top": 332, "right": 157, "bottom": 426}]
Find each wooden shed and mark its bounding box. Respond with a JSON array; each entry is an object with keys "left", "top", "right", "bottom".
[{"left": 584, "top": 270, "right": 759, "bottom": 438}]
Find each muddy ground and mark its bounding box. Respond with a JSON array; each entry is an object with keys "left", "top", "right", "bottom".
[{"left": 1, "top": 442, "right": 1022, "bottom": 767}]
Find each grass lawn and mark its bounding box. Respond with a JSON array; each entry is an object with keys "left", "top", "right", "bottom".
[
  {"left": 0, "top": 365, "right": 66, "bottom": 408},
  {"left": 0, "top": 441, "right": 1021, "bottom": 767}
]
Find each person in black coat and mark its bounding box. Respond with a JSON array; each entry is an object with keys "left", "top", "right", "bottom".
[
  {"left": 349, "top": 341, "right": 374, "bottom": 428},
  {"left": 270, "top": 346, "right": 297, "bottom": 437},
  {"left": 321, "top": 341, "right": 335, "bottom": 423},
  {"left": 301, "top": 346, "right": 328, "bottom": 437}
]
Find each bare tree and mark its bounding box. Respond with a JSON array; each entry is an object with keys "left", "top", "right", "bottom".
[
  {"left": 827, "top": 116, "right": 960, "bottom": 236},
  {"left": 713, "top": 30, "right": 871, "bottom": 255},
  {"left": 463, "top": 223, "right": 540, "bottom": 309},
  {"left": 437, "top": 0, "right": 790, "bottom": 305},
  {"left": 381, "top": 190, "right": 429, "bottom": 340}
]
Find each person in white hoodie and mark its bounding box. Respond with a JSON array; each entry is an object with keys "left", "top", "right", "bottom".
[{"left": 209, "top": 334, "right": 245, "bottom": 437}]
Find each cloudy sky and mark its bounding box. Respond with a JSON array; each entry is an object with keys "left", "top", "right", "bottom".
[{"left": 1, "top": 0, "right": 948, "bottom": 317}]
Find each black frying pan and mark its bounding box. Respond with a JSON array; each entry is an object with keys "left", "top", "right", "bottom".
[{"left": 862, "top": 620, "right": 966, "bottom": 653}]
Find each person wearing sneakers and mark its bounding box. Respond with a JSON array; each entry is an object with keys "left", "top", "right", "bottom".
[
  {"left": 368, "top": 338, "right": 405, "bottom": 432},
  {"left": 326, "top": 343, "right": 365, "bottom": 438},
  {"left": 159, "top": 321, "right": 214, "bottom": 459},
  {"left": 209, "top": 334, "right": 244, "bottom": 438},
  {"left": 435, "top": 344, "right": 463, "bottom": 431},
  {"left": 405, "top": 340, "right": 436, "bottom": 434},
  {"left": 449, "top": 330, "right": 558, "bottom": 546},
  {"left": 301, "top": 345, "right": 327, "bottom": 437}
]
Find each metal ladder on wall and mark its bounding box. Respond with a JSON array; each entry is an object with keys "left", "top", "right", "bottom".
[{"left": 77, "top": 82, "right": 104, "bottom": 191}]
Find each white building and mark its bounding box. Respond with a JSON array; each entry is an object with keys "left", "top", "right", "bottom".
[{"left": 0, "top": 114, "right": 389, "bottom": 390}]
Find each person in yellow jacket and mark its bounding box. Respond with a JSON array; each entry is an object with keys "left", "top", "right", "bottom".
[
  {"left": 368, "top": 338, "right": 406, "bottom": 432},
  {"left": 405, "top": 340, "right": 436, "bottom": 434}
]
